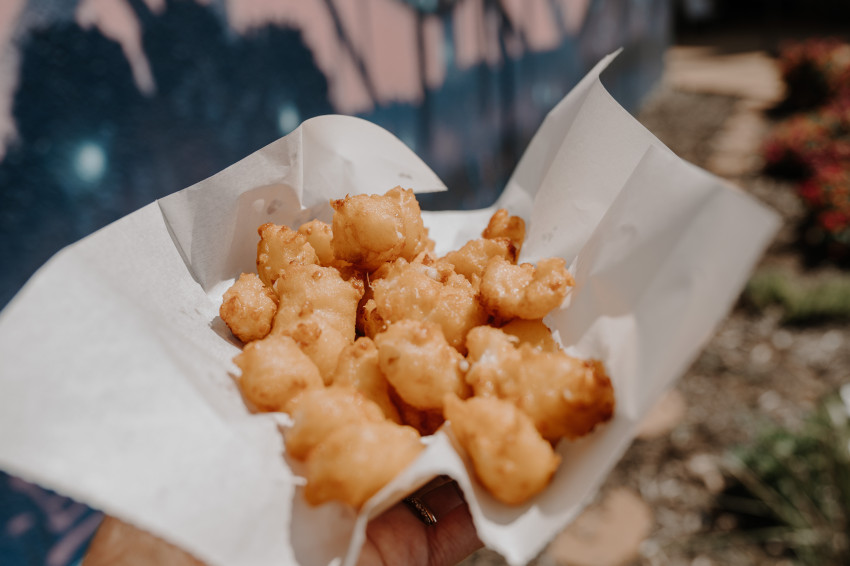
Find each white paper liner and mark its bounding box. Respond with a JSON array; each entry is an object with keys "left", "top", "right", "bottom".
[{"left": 0, "top": 52, "right": 779, "bottom": 566}]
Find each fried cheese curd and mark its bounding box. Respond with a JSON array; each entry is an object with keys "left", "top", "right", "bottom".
[
  {"left": 284, "top": 386, "right": 386, "bottom": 461},
  {"left": 222, "top": 187, "right": 615, "bottom": 508},
  {"left": 499, "top": 318, "right": 559, "bottom": 352},
  {"left": 268, "top": 264, "right": 364, "bottom": 383},
  {"left": 331, "top": 337, "right": 402, "bottom": 423},
  {"left": 219, "top": 272, "right": 278, "bottom": 343},
  {"left": 444, "top": 395, "right": 559, "bottom": 505},
  {"left": 465, "top": 326, "right": 615, "bottom": 442},
  {"left": 235, "top": 334, "right": 324, "bottom": 413},
  {"left": 366, "top": 255, "right": 487, "bottom": 352},
  {"left": 296, "top": 219, "right": 335, "bottom": 266},
  {"left": 480, "top": 256, "right": 574, "bottom": 321},
  {"left": 390, "top": 391, "right": 446, "bottom": 437},
  {"left": 256, "top": 223, "right": 319, "bottom": 286},
  {"left": 297, "top": 219, "right": 362, "bottom": 279},
  {"left": 441, "top": 237, "right": 516, "bottom": 290},
  {"left": 482, "top": 208, "right": 526, "bottom": 253},
  {"left": 374, "top": 319, "right": 469, "bottom": 412},
  {"left": 331, "top": 186, "right": 429, "bottom": 271},
  {"left": 304, "top": 420, "right": 424, "bottom": 508},
  {"left": 271, "top": 263, "right": 363, "bottom": 342}
]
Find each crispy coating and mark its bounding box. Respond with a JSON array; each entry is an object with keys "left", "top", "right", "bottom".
[
  {"left": 282, "top": 320, "right": 350, "bottom": 385},
  {"left": 390, "top": 389, "right": 445, "bottom": 436},
  {"left": 331, "top": 337, "right": 402, "bottom": 423},
  {"left": 272, "top": 264, "right": 364, "bottom": 342},
  {"left": 297, "top": 219, "right": 336, "bottom": 266},
  {"left": 330, "top": 187, "right": 428, "bottom": 271},
  {"left": 284, "top": 386, "right": 386, "bottom": 461},
  {"left": 499, "top": 319, "right": 559, "bottom": 352},
  {"left": 465, "top": 326, "right": 615, "bottom": 441},
  {"left": 445, "top": 395, "right": 560, "bottom": 505},
  {"left": 441, "top": 238, "right": 517, "bottom": 289},
  {"left": 297, "top": 219, "right": 362, "bottom": 281},
  {"left": 386, "top": 186, "right": 430, "bottom": 260},
  {"left": 482, "top": 208, "right": 526, "bottom": 254},
  {"left": 219, "top": 273, "right": 278, "bottom": 343},
  {"left": 303, "top": 421, "right": 423, "bottom": 508},
  {"left": 226, "top": 199, "right": 616, "bottom": 509},
  {"left": 235, "top": 334, "right": 323, "bottom": 413},
  {"left": 370, "top": 257, "right": 487, "bottom": 352},
  {"left": 374, "top": 320, "right": 469, "bottom": 411},
  {"left": 479, "top": 257, "right": 574, "bottom": 321},
  {"left": 357, "top": 298, "right": 386, "bottom": 338},
  {"left": 256, "top": 223, "right": 319, "bottom": 287}
]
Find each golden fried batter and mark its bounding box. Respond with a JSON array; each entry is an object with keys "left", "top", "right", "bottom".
[
  {"left": 226, "top": 195, "right": 616, "bottom": 510},
  {"left": 499, "top": 318, "right": 559, "bottom": 352},
  {"left": 479, "top": 257, "right": 574, "bottom": 321},
  {"left": 390, "top": 389, "right": 445, "bottom": 436},
  {"left": 386, "top": 186, "right": 430, "bottom": 260},
  {"left": 331, "top": 337, "right": 402, "bottom": 423},
  {"left": 482, "top": 208, "right": 526, "bottom": 254},
  {"left": 445, "top": 395, "right": 560, "bottom": 505},
  {"left": 219, "top": 272, "right": 278, "bottom": 343},
  {"left": 235, "top": 334, "right": 323, "bottom": 413},
  {"left": 271, "top": 264, "right": 363, "bottom": 342},
  {"left": 297, "top": 219, "right": 362, "bottom": 281},
  {"left": 284, "top": 386, "right": 386, "bottom": 461},
  {"left": 283, "top": 320, "right": 350, "bottom": 385},
  {"left": 303, "top": 421, "right": 423, "bottom": 508},
  {"left": 370, "top": 257, "right": 487, "bottom": 352},
  {"left": 256, "top": 223, "right": 319, "bottom": 287},
  {"left": 465, "top": 326, "right": 615, "bottom": 441},
  {"left": 374, "top": 320, "right": 469, "bottom": 411},
  {"left": 330, "top": 187, "right": 428, "bottom": 271},
  {"left": 296, "top": 220, "right": 335, "bottom": 265},
  {"left": 357, "top": 298, "right": 386, "bottom": 338},
  {"left": 442, "top": 237, "right": 517, "bottom": 289}
]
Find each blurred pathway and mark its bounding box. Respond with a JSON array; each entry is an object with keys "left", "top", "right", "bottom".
[{"left": 665, "top": 46, "right": 783, "bottom": 180}]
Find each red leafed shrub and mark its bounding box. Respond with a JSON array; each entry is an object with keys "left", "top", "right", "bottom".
[
  {"left": 805, "top": 164, "right": 850, "bottom": 236},
  {"left": 763, "top": 112, "right": 835, "bottom": 177},
  {"left": 763, "top": 97, "right": 850, "bottom": 177},
  {"left": 766, "top": 39, "right": 850, "bottom": 263},
  {"left": 778, "top": 38, "right": 850, "bottom": 111}
]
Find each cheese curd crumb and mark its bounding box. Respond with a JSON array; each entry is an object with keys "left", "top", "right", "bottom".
[
  {"left": 256, "top": 223, "right": 318, "bottom": 287},
  {"left": 465, "top": 326, "right": 615, "bottom": 441},
  {"left": 219, "top": 272, "right": 278, "bottom": 343},
  {"left": 331, "top": 186, "right": 429, "bottom": 271},
  {"left": 284, "top": 386, "right": 386, "bottom": 461},
  {"left": 445, "top": 395, "right": 560, "bottom": 505},
  {"left": 303, "top": 420, "right": 423, "bottom": 508},
  {"left": 479, "top": 256, "right": 574, "bottom": 321},
  {"left": 374, "top": 319, "right": 469, "bottom": 412},
  {"left": 236, "top": 334, "right": 323, "bottom": 413}
]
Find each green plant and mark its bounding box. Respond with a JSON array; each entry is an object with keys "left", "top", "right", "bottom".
[
  {"left": 745, "top": 269, "right": 850, "bottom": 323},
  {"left": 720, "top": 393, "right": 850, "bottom": 565}
]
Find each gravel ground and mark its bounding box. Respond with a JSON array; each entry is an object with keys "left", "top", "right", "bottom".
[{"left": 461, "top": 80, "right": 850, "bottom": 566}]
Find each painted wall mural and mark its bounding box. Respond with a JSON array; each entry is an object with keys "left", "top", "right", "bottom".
[{"left": 0, "top": 0, "right": 670, "bottom": 563}]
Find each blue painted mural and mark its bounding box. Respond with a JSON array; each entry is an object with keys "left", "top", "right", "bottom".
[{"left": 0, "top": 0, "right": 670, "bottom": 563}]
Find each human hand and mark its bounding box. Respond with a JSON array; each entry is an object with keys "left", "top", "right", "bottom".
[
  {"left": 84, "top": 479, "right": 481, "bottom": 566},
  {"left": 358, "top": 477, "right": 482, "bottom": 566}
]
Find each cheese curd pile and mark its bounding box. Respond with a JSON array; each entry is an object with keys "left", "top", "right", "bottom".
[{"left": 220, "top": 186, "right": 615, "bottom": 507}]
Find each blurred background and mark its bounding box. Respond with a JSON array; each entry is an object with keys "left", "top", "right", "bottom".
[
  {"left": 2, "top": 1, "right": 850, "bottom": 565},
  {"left": 0, "top": 0, "right": 669, "bottom": 310}
]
